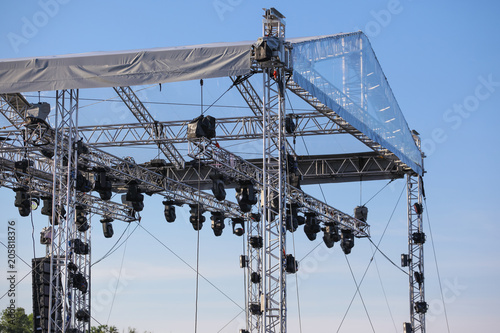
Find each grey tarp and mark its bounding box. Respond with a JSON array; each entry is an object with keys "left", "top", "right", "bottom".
[{"left": 0, "top": 41, "right": 253, "bottom": 93}]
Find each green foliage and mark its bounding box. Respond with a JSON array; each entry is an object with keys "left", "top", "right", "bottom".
[
  {"left": 0, "top": 307, "right": 32, "bottom": 333},
  {"left": 90, "top": 325, "right": 119, "bottom": 333}
]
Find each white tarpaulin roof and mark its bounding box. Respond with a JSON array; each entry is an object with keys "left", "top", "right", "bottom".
[{"left": 0, "top": 41, "right": 253, "bottom": 93}]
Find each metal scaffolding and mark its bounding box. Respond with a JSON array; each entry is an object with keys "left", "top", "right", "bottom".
[{"left": 0, "top": 7, "right": 427, "bottom": 333}]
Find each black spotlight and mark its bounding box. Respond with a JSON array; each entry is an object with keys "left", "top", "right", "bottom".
[
  {"left": 249, "top": 236, "right": 263, "bottom": 249},
  {"left": 250, "top": 272, "right": 261, "bottom": 284},
  {"left": 70, "top": 272, "right": 88, "bottom": 293},
  {"left": 75, "top": 205, "right": 89, "bottom": 232},
  {"left": 71, "top": 239, "right": 89, "bottom": 255},
  {"left": 285, "top": 254, "right": 299, "bottom": 274},
  {"left": 75, "top": 171, "right": 92, "bottom": 193},
  {"left": 94, "top": 170, "right": 112, "bottom": 201},
  {"left": 322, "top": 222, "right": 340, "bottom": 248},
  {"left": 210, "top": 173, "right": 226, "bottom": 201},
  {"left": 235, "top": 181, "right": 257, "bottom": 213},
  {"left": 286, "top": 203, "right": 301, "bottom": 233},
  {"left": 211, "top": 212, "right": 225, "bottom": 236},
  {"left": 100, "top": 217, "right": 114, "bottom": 238},
  {"left": 412, "top": 232, "right": 426, "bottom": 244},
  {"left": 122, "top": 182, "right": 144, "bottom": 212},
  {"left": 414, "top": 301, "right": 428, "bottom": 314},
  {"left": 413, "top": 203, "right": 423, "bottom": 215},
  {"left": 340, "top": 229, "right": 355, "bottom": 254},
  {"left": 303, "top": 213, "right": 321, "bottom": 241},
  {"left": 189, "top": 204, "right": 205, "bottom": 231},
  {"left": 14, "top": 188, "right": 31, "bottom": 217},
  {"left": 76, "top": 308, "right": 90, "bottom": 322},
  {"left": 232, "top": 218, "right": 245, "bottom": 236},
  {"left": 162, "top": 200, "right": 177, "bottom": 223}
]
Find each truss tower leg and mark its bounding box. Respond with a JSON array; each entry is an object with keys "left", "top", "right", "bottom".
[
  {"left": 407, "top": 172, "right": 426, "bottom": 333},
  {"left": 48, "top": 89, "right": 91, "bottom": 333}
]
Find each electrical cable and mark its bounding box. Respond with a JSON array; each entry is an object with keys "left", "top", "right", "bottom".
[
  {"left": 370, "top": 244, "right": 398, "bottom": 333},
  {"left": 216, "top": 309, "right": 245, "bottom": 333},
  {"left": 424, "top": 197, "right": 452, "bottom": 333},
  {"left": 92, "top": 222, "right": 138, "bottom": 266},
  {"left": 106, "top": 222, "right": 131, "bottom": 326},
  {"left": 342, "top": 255, "right": 376, "bottom": 333},
  {"left": 194, "top": 80, "right": 204, "bottom": 333},
  {"left": 363, "top": 179, "right": 394, "bottom": 206},
  {"left": 136, "top": 222, "right": 244, "bottom": 310},
  {"left": 291, "top": 231, "right": 303, "bottom": 333},
  {"left": 202, "top": 84, "right": 233, "bottom": 115}
]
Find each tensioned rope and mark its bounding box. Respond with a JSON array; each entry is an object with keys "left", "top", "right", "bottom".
[
  {"left": 424, "top": 196, "right": 451, "bottom": 333},
  {"left": 336, "top": 182, "right": 407, "bottom": 333}
]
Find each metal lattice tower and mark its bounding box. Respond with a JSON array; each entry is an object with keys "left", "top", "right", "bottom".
[
  {"left": 406, "top": 132, "right": 426, "bottom": 333},
  {"left": 48, "top": 89, "right": 92, "bottom": 332},
  {"left": 260, "top": 8, "right": 288, "bottom": 333}
]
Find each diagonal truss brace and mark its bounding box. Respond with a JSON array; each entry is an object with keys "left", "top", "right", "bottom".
[{"left": 113, "top": 86, "right": 185, "bottom": 169}]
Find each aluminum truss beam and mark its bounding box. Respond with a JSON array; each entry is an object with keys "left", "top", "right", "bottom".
[
  {"left": 113, "top": 86, "right": 185, "bottom": 169},
  {"left": 188, "top": 138, "right": 369, "bottom": 236},
  {"left": 64, "top": 112, "right": 343, "bottom": 148},
  {"left": 0, "top": 93, "right": 30, "bottom": 129}
]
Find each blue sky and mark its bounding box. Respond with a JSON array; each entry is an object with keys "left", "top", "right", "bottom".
[{"left": 0, "top": 0, "right": 499, "bottom": 332}]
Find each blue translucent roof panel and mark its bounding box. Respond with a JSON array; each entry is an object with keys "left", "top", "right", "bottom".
[{"left": 290, "top": 32, "right": 423, "bottom": 175}]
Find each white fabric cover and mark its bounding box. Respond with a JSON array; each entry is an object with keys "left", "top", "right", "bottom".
[{"left": 0, "top": 41, "right": 253, "bottom": 93}]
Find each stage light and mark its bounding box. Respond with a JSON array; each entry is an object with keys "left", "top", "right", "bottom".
[
  {"left": 71, "top": 239, "right": 89, "bottom": 255},
  {"left": 251, "top": 272, "right": 261, "bottom": 284},
  {"left": 232, "top": 218, "right": 245, "bottom": 236},
  {"left": 162, "top": 200, "right": 177, "bottom": 222},
  {"left": 189, "top": 204, "right": 205, "bottom": 230},
  {"left": 286, "top": 203, "right": 300, "bottom": 232},
  {"left": 75, "top": 205, "right": 89, "bottom": 232},
  {"left": 322, "top": 222, "right": 340, "bottom": 248},
  {"left": 285, "top": 254, "right": 298, "bottom": 274},
  {"left": 14, "top": 188, "right": 31, "bottom": 217},
  {"left": 100, "top": 217, "right": 114, "bottom": 238},
  {"left": 76, "top": 309, "right": 90, "bottom": 322},
  {"left": 235, "top": 181, "right": 257, "bottom": 213},
  {"left": 94, "top": 170, "right": 112, "bottom": 200},
  {"left": 210, "top": 173, "right": 226, "bottom": 201},
  {"left": 121, "top": 182, "right": 144, "bottom": 212},
  {"left": 70, "top": 272, "right": 88, "bottom": 293},
  {"left": 340, "top": 229, "right": 354, "bottom": 254},
  {"left": 303, "top": 212, "right": 321, "bottom": 241},
  {"left": 414, "top": 301, "right": 428, "bottom": 314},
  {"left": 412, "top": 232, "right": 426, "bottom": 244},
  {"left": 211, "top": 211, "right": 225, "bottom": 236},
  {"left": 249, "top": 236, "right": 263, "bottom": 249}
]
